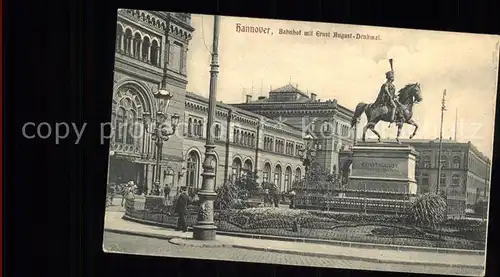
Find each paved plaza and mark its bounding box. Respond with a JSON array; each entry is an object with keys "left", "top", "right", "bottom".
[{"left": 103, "top": 201, "right": 485, "bottom": 276}]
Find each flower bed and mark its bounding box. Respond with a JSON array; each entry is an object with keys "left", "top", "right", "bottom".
[{"left": 215, "top": 207, "right": 486, "bottom": 250}]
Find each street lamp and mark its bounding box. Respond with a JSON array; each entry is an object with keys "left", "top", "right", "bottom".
[
  {"left": 299, "top": 133, "right": 316, "bottom": 189},
  {"left": 145, "top": 89, "right": 180, "bottom": 196}
]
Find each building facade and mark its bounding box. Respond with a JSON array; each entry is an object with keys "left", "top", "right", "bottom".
[
  {"left": 109, "top": 10, "right": 194, "bottom": 194},
  {"left": 110, "top": 10, "right": 308, "bottom": 195},
  {"left": 183, "top": 92, "right": 304, "bottom": 191}
]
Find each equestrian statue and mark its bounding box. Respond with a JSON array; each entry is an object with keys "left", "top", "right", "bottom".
[{"left": 350, "top": 59, "right": 423, "bottom": 143}]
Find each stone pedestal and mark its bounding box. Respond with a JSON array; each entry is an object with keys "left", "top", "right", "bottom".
[{"left": 348, "top": 142, "right": 418, "bottom": 195}]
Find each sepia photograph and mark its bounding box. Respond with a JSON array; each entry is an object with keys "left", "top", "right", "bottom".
[{"left": 102, "top": 9, "right": 499, "bottom": 276}]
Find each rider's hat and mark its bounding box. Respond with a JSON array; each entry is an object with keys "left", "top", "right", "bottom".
[{"left": 385, "top": 71, "right": 394, "bottom": 78}]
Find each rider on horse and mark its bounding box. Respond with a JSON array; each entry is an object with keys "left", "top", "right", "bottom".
[{"left": 375, "top": 67, "right": 402, "bottom": 126}]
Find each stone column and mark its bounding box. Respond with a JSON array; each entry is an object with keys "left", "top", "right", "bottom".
[
  {"left": 157, "top": 48, "right": 161, "bottom": 66},
  {"left": 130, "top": 38, "right": 134, "bottom": 56},
  {"left": 147, "top": 45, "right": 151, "bottom": 63},
  {"left": 138, "top": 39, "right": 143, "bottom": 59}
]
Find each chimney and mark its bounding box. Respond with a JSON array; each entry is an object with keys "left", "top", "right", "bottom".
[
  {"left": 258, "top": 96, "right": 266, "bottom": 100},
  {"left": 245, "top": 94, "right": 252, "bottom": 103},
  {"left": 310, "top": 93, "right": 317, "bottom": 102}
]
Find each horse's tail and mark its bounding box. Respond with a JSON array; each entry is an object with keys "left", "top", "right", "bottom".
[{"left": 351, "top": 102, "right": 367, "bottom": 128}]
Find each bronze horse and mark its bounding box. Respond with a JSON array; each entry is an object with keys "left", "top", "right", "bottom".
[{"left": 350, "top": 83, "right": 423, "bottom": 143}]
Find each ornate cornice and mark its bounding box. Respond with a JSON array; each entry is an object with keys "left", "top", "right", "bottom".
[
  {"left": 114, "top": 58, "right": 188, "bottom": 90},
  {"left": 118, "top": 10, "right": 194, "bottom": 42}
]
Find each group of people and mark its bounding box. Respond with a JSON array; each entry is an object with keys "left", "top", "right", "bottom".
[
  {"left": 120, "top": 181, "right": 137, "bottom": 207},
  {"left": 106, "top": 180, "right": 137, "bottom": 207}
]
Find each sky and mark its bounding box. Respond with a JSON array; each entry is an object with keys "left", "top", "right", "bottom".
[{"left": 186, "top": 14, "right": 500, "bottom": 158}]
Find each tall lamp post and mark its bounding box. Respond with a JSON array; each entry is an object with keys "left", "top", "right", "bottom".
[
  {"left": 299, "top": 133, "right": 316, "bottom": 189},
  {"left": 193, "top": 15, "right": 220, "bottom": 241},
  {"left": 436, "top": 89, "right": 447, "bottom": 195},
  {"left": 145, "top": 90, "right": 180, "bottom": 196}
]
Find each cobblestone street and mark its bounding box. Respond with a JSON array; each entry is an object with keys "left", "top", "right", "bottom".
[{"left": 103, "top": 232, "right": 483, "bottom": 276}]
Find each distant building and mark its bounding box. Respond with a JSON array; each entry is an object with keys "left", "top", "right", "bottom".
[
  {"left": 234, "top": 85, "right": 355, "bottom": 177},
  {"left": 365, "top": 139, "right": 491, "bottom": 217}
]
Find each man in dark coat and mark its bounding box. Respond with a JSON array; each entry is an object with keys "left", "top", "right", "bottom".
[{"left": 175, "top": 186, "right": 189, "bottom": 232}]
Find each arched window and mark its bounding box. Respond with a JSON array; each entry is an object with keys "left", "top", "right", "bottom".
[
  {"left": 141, "top": 37, "right": 150, "bottom": 62},
  {"left": 150, "top": 40, "right": 159, "bottom": 66},
  {"left": 274, "top": 165, "right": 282, "bottom": 190},
  {"left": 186, "top": 151, "right": 200, "bottom": 189},
  {"left": 263, "top": 163, "right": 271, "bottom": 183},
  {"left": 124, "top": 29, "right": 133, "bottom": 55},
  {"left": 115, "top": 107, "right": 126, "bottom": 143},
  {"left": 240, "top": 132, "right": 245, "bottom": 145},
  {"left": 285, "top": 166, "right": 292, "bottom": 191},
  {"left": 198, "top": 121, "right": 203, "bottom": 137},
  {"left": 251, "top": 134, "right": 255, "bottom": 147},
  {"left": 440, "top": 173, "right": 446, "bottom": 186},
  {"left": 187, "top": 118, "right": 192, "bottom": 135},
  {"left": 294, "top": 167, "right": 302, "bottom": 182},
  {"left": 236, "top": 130, "right": 240, "bottom": 144},
  {"left": 244, "top": 160, "right": 252, "bottom": 175},
  {"left": 452, "top": 156, "right": 461, "bottom": 168},
  {"left": 231, "top": 158, "right": 242, "bottom": 182},
  {"left": 423, "top": 155, "right": 431, "bottom": 168},
  {"left": 113, "top": 87, "right": 145, "bottom": 152},
  {"left": 116, "top": 25, "right": 124, "bottom": 52},
  {"left": 452, "top": 174, "right": 460, "bottom": 186},
  {"left": 214, "top": 124, "right": 221, "bottom": 140},
  {"left": 133, "top": 33, "right": 142, "bottom": 58},
  {"left": 193, "top": 119, "right": 199, "bottom": 136}
]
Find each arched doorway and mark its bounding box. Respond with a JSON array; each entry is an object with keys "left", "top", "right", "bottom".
[
  {"left": 243, "top": 159, "right": 253, "bottom": 176},
  {"left": 274, "top": 164, "right": 282, "bottom": 190},
  {"left": 110, "top": 83, "right": 154, "bottom": 194},
  {"left": 263, "top": 162, "right": 271, "bottom": 184},
  {"left": 231, "top": 157, "right": 242, "bottom": 182},
  {"left": 284, "top": 166, "right": 292, "bottom": 191},
  {"left": 186, "top": 151, "right": 200, "bottom": 189}
]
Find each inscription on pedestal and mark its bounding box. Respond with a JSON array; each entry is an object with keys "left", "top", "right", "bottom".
[{"left": 352, "top": 157, "right": 408, "bottom": 179}]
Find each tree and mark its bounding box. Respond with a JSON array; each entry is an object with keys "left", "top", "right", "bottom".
[
  {"left": 235, "top": 171, "right": 259, "bottom": 198},
  {"left": 214, "top": 181, "right": 240, "bottom": 210},
  {"left": 407, "top": 193, "right": 447, "bottom": 228}
]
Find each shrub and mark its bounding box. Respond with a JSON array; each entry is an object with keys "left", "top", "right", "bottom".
[
  {"left": 235, "top": 172, "right": 259, "bottom": 198},
  {"left": 407, "top": 193, "right": 447, "bottom": 228},
  {"left": 214, "top": 181, "right": 240, "bottom": 210}
]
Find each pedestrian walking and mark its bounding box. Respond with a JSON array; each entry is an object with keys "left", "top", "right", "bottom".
[
  {"left": 174, "top": 186, "right": 189, "bottom": 232},
  {"left": 121, "top": 181, "right": 135, "bottom": 207}
]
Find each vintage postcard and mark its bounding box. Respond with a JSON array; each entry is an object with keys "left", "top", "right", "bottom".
[{"left": 103, "top": 10, "right": 499, "bottom": 276}]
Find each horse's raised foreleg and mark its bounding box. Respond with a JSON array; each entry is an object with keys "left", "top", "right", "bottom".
[{"left": 407, "top": 119, "right": 419, "bottom": 139}]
